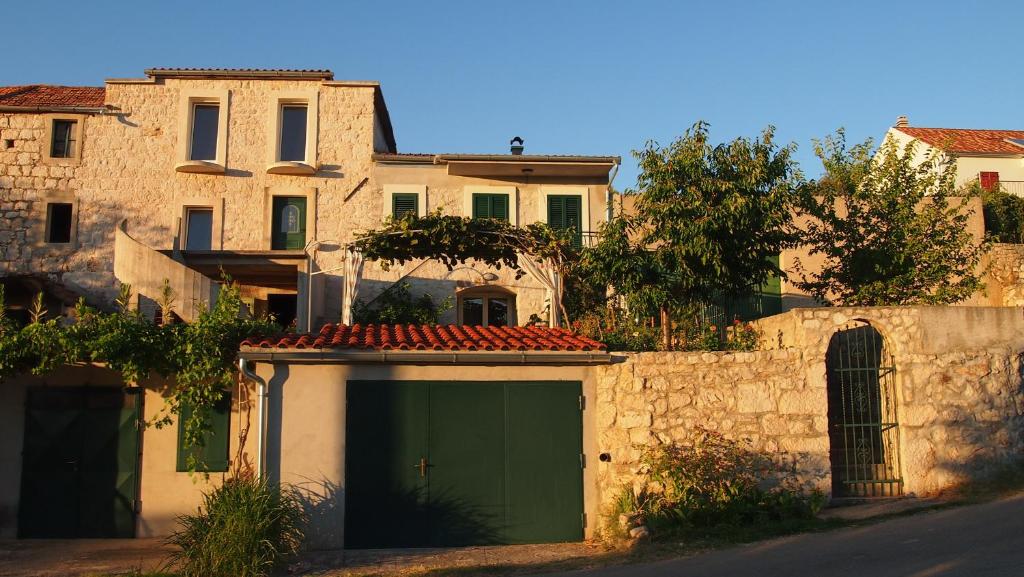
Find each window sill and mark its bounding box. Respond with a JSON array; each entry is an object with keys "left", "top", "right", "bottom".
[
  {"left": 175, "top": 160, "right": 226, "bottom": 174},
  {"left": 266, "top": 161, "right": 317, "bottom": 176}
]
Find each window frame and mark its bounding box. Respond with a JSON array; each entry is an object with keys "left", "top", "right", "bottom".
[
  {"left": 463, "top": 186, "right": 517, "bottom": 225},
  {"left": 175, "top": 197, "right": 224, "bottom": 251},
  {"left": 41, "top": 113, "right": 85, "bottom": 165},
  {"left": 183, "top": 206, "right": 215, "bottom": 251},
  {"left": 382, "top": 184, "right": 427, "bottom": 221},
  {"left": 546, "top": 194, "right": 584, "bottom": 246},
  {"left": 457, "top": 286, "right": 517, "bottom": 327},
  {"left": 267, "top": 90, "right": 319, "bottom": 175},
  {"left": 540, "top": 185, "right": 591, "bottom": 235},
  {"left": 175, "top": 89, "right": 230, "bottom": 174},
  {"left": 262, "top": 187, "right": 317, "bottom": 251},
  {"left": 33, "top": 190, "right": 79, "bottom": 249}
]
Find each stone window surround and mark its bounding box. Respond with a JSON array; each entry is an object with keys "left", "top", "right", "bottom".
[
  {"left": 381, "top": 184, "right": 427, "bottom": 221},
  {"left": 463, "top": 185, "right": 518, "bottom": 226},
  {"left": 31, "top": 190, "right": 80, "bottom": 250},
  {"left": 175, "top": 196, "right": 225, "bottom": 251},
  {"left": 266, "top": 89, "right": 319, "bottom": 176},
  {"left": 41, "top": 113, "right": 85, "bottom": 165},
  {"left": 457, "top": 285, "right": 517, "bottom": 327},
  {"left": 175, "top": 88, "right": 230, "bottom": 174},
  {"left": 262, "top": 186, "right": 317, "bottom": 251},
  {"left": 539, "top": 185, "right": 591, "bottom": 233}
]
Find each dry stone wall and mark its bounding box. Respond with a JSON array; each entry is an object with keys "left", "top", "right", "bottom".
[
  {"left": 985, "top": 243, "right": 1024, "bottom": 307},
  {"left": 593, "top": 306, "right": 1024, "bottom": 512}
]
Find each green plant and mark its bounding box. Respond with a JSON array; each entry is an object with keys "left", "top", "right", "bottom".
[
  {"left": 795, "top": 130, "right": 989, "bottom": 305},
  {"left": 352, "top": 281, "right": 453, "bottom": 325},
  {"left": 978, "top": 182, "right": 1024, "bottom": 243},
  {"left": 611, "top": 428, "right": 823, "bottom": 538},
  {"left": 167, "top": 475, "right": 305, "bottom": 577}
]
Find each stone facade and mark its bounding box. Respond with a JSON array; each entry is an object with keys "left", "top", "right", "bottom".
[
  {"left": 594, "top": 306, "right": 1024, "bottom": 511},
  {"left": 984, "top": 243, "right": 1024, "bottom": 307}
]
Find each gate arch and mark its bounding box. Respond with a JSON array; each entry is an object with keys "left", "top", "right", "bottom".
[{"left": 826, "top": 321, "right": 903, "bottom": 498}]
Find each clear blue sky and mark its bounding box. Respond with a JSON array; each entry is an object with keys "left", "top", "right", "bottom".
[{"left": 5, "top": 0, "right": 1023, "bottom": 186}]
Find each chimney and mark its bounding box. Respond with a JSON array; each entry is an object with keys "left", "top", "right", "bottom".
[
  {"left": 895, "top": 115, "right": 909, "bottom": 128},
  {"left": 510, "top": 136, "right": 524, "bottom": 155}
]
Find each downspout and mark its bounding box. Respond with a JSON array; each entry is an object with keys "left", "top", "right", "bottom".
[
  {"left": 238, "top": 358, "right": 268, "bottom": 479},
  {"left": 606, "top": 162, "right": 620, "bottom": 222}
]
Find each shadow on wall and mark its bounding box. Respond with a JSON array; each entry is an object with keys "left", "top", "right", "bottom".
[{"left": 291, "top": 477, "right": 345, "bottom": 551}]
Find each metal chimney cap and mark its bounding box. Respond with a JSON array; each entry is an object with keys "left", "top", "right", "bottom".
[{"left": 510, "top": 136, "right": 524, "bottom": 155}]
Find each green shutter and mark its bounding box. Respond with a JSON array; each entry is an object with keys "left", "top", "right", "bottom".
[
  {"left": 392, "top": 193, "right": 419, "bottom": 219},
  {"left": 176, "top": 392, "right": 231, "bottom": 472},
  {"left": 547, "top": 195, "right": 582, "bottom": 246},
  {"left": 271, "top": 196, "right": 307, "bottom": 250},
  {"left": 472, "top": 194, "right": 509, "bottom": 222}
]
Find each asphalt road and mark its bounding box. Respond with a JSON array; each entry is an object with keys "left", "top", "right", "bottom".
[{"left": 547, "top": 492, "right": 1024, "bottom": 577}]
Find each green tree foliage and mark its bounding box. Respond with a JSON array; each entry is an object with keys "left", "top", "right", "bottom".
[
  {"left": 352, "top": 281, "right": 453, "bottom": 325},
  {"left": 977, "top": 182, "right": 1024, "bottom": 243},
  {"left": 795, "top": 131, "right": 989, "bottom": 305},
  {"left": 586, "top": 121, "right": 799, "bottom": 349},
  {"left": 0, "top": 282, "right": 278, "bottom": 472}
]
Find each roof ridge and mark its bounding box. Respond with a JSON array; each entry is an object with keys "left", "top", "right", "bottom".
[{"left": 898, "top": 126, "right": 1024, "bottom": 133}]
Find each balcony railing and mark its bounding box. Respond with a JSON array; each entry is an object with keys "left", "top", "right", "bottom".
[{"left": 997, "top": 181, "right": 1024, "bottom": 197}]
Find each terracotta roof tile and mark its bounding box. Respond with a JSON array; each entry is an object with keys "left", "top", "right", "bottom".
[
  {"left": 241, "top": 324, "right": 607, "bottom": 352},
  {"left": 896, "top": 127, "right": 1024, "bottom": 155},
  {"left": 0, "top": 85, "right": 105, "bottom": 108}
]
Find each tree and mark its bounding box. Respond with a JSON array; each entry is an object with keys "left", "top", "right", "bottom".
[
  {"left": 794, "top": 130, "right": 989, "bottom": 306},
  {"left": 586, "top": 121, "right": 799, "bottom": 349}
]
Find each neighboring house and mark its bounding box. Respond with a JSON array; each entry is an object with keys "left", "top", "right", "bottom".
[
  {"left": 0, "top": 68, "right": 619, "bottom": 330},
  {"left": 883, "top": 116, "right": 1024, "bottom": 194}
]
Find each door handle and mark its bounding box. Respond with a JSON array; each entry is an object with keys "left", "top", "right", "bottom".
[{"left": 413, "top": 457, "right": 432, "bottom": 478}]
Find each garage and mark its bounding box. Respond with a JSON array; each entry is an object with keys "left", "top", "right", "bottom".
[
  {"left": 17, "top": 387, "right": 141, "bottom": 538},
  {"left": 240, "top": 323, "right": 609, "bottom": 550},
  {"left": 344, "top": 380, "right": 583, "bottom": 548}
]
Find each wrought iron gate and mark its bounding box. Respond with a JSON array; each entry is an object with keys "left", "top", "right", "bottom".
[{"left": 826, "top": 322, "right": 903, "bottom": 498}]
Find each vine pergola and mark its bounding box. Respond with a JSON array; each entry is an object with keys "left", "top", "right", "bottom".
[{"left": 348, "top": 213, "right": 579, "bottom": 327}]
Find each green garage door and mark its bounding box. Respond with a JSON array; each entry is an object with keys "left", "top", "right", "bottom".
[
  {"left": 18, "top": 387, "right": 141, "bottom": 538},
  {"left": 345, "top": 381, "right": 583, "bottom": 548}
]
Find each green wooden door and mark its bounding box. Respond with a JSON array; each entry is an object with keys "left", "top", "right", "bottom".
[
  {"left": 18, "top": 387, "right": 141, "bottom": 538},
  {"left": 344, "top": 380, "right": 583, "bottom": 548},
  {"left": 271, "top": 196, "right": 307, "bottom": 250}
]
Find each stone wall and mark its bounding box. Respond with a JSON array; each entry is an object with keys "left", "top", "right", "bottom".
[
  {"left": 594, "top": 306, "right": 1024, "bottom": 511},
  {"left": 984, "top": 243, "right": 1024, "bottom": 307}
]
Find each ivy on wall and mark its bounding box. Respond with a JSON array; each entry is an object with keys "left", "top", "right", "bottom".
[{"left": 0, "top": 281, "right": 278, "bottom": 472}]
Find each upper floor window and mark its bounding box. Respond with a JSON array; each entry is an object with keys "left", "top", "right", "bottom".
[
  {"left": 42, "top": 114, "right": 84, "bottom": 164},
  {"left": 392, "top": 193, "right": 419, "bottom": 220},
  {"left": 459, "top": 287, "right": 515, "bottom": 327},
  {"left": 980, "top": 171, "right": 1000, "bottom": 191},
  {"left": 189, "top": 104, "right": 220, "bottom": 161},
  {"left": 271, "top": 196, "right": 307, "bottom": 250},
  {"left": 472, "top": 193, "right": 509, "bottom": 222},
  {"left": 175, "top": 89, "right": 229, "bottom": 174},
  {"left": 267, "top": 91, "right": 319, "bottom": 175},
  {"left": 50, "top": 120, "right": 77, "bottom": 158},
  {"left": 547, "top": 194, "right": 583, "bottom": 246}
]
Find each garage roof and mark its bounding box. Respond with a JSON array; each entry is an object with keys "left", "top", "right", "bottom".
[{"left": 241, "top": 323, "right": 606, "bottom": 352}]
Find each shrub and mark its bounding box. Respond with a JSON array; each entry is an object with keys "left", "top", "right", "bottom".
[
  {"left": 167, "top": 476, "right": 305, "bottom": 577},
  {"left": 611, "top": 428, "right": 823, "bottom": 538},
  {"left": 979, "top": 183, "right": 1024, "bottom": 243}
]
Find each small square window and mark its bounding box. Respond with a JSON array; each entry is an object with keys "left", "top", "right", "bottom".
[
  {"left": 189, "top": 104, "right": 220, "bottom": 161},
  {"left": 46, "top": 203, "right": 73, "bottom": 244},
  {"left": 391, "top": 193, "right": 419, "bottom": 220},
  {"left": 184, "top": 208, "right": 214, "bottom": 251},
  {"left": 279, "top": 104, "right": 308, "bottom": 162},
  {"left": 4, "top": 139, "right": 14, "bottom": 149},
  {"left": 50, "top": 120, "right": 77, "bottom": 158}
]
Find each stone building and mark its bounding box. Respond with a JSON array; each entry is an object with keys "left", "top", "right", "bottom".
[{"left": 0, "top": 68, "right": 619, "bottom": 329}]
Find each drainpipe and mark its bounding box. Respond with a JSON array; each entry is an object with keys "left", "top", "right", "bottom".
[
  {"left": 606, "top": 162, "right": 620, "bottom": 222},
  {"left": 238, "top": 358, "right": 268, "bottom": 479}
]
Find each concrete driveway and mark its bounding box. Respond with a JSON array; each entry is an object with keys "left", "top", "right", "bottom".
[{"left": 544, "top": 492, "right": 1024, "bottom": 577}]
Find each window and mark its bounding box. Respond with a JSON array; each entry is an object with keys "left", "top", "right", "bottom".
[
  {"left": 176, "top": 392, "right": 231, "bottom": 472},
  {"left": 184, "top": 207, "right": 214, "bottom": 251},
  {"left": 189, "top": 104, "right": 220, "bottom": 161},
  {"left": 50, "top": 120, "right": 77, "bottom": 158},
  {"left": 46, "top": 203, "right": 73, "bottom": 244},
  {"left": 271, "top": 196, "right": 307, "bottom": 249},
  {"left": 392, "top": 193, "right": 419, "bottom": 219},
  {"left": 279, "top": 105, "right": 308, "bottom": 162},
  {"left": 472, "top": 193, "right": 509, "bottom": 221},
  {"left": 547, "top": 195, "right": 583, "bottom": 246},
  {"left": 980, "top": 171, "right": 1000, "bottom": 191},
  {"left": 459, "top": 289, "right": 515, "bottom": 327}
]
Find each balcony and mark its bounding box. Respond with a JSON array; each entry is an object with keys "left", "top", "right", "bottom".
[{"left": 997, "top": 181, "right": 1024, "bottom": 197}]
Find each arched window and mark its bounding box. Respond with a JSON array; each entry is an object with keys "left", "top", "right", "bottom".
[
  {"left": 280, "top": 204, "right": 301, "bottom": 233},
  {"left": 457, "top": 286, "right": 516, "bottom": 327}
]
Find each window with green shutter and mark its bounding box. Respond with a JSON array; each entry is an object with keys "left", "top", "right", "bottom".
[
  {"left": 176, "top": 392, "right": 231, "bottom": 472},
  {"left": 472, "top": 193, "right": 509, "bottom": 221},
  {"left": 391, "top": 193, "right": 419, "bottom": 219},
  {"left": 547, "top": 195, "right": 583, "bottom": 246}
]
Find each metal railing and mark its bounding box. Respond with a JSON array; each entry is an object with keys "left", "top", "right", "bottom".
[{"left": 996, "top": 180, "right": 1024, "bottom": 197}]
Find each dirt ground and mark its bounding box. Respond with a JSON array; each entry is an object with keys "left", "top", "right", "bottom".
[{"left": 0, "top": 538, "right": 174, "bottom": 577}]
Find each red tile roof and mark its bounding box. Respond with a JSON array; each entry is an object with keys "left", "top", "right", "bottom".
[
  {"left": 241, "top": 324, "right": 607, "bottom": 352},
  {"left": 0, "top": 85, "right": 105, "bottom": 108},
  {"left": 895, "top": 127, "right": 1024, "bottom": 155}
]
